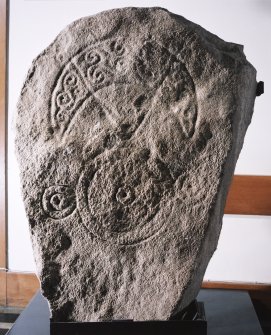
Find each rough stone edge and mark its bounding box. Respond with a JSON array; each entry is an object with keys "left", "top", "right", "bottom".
[{"left": 172, "top": 62, "right": 257, "bottom": 315}]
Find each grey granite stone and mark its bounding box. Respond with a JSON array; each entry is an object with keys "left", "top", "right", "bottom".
[{"left": 15, "top": 7, "right": 257, "bottom": 321}]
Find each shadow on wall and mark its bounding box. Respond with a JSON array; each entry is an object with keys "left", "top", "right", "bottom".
[{"left": 252, "top": 0, "right": 271, "bottom": 13}]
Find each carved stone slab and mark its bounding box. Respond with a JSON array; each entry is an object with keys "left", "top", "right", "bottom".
[{"left": 15, "top": 7, "right": 257, "bottom": 321}]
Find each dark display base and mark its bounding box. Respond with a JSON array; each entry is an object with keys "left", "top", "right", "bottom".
[
  {"left": 7, "top": 289, "right": 264, "bottom": 335},
  {"left": 50, "top": 300, "right": 206, "bottom": 335}
]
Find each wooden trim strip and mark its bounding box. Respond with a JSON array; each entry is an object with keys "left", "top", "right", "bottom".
[
  {"left": 202, "top": 280, "right": 271, "bottom": 292},
  {"left": 3, "top": 271, "right": 271, "bottom": 308},
  {"left": 225, "top": 175, "right": 271, "bottom": 215},
  {"left": 6, "top": 272, "right": 39, "bottom": 307},
  {"left": 0, "top": 0, "right": 7, "bottom": 269},
  {"left": 0, "top": 269, "right": 7, "bottom": 306}
]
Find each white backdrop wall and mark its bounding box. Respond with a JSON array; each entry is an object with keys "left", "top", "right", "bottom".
[{"left": 8, "top": 0, "right": 271, "bottom": 283}]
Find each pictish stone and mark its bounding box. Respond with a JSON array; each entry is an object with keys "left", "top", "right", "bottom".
[{"left": 15, "top": 7, "right": 257, "bottom": 321}]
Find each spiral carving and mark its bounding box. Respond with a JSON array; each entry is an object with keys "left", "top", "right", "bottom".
[{"left": 42, "top": 185, "right": 76, "bottom": 219}]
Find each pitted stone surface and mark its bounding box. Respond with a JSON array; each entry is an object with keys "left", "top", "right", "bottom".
[{"left": 15, "top": 7, "right": 257, "bottom": 321}]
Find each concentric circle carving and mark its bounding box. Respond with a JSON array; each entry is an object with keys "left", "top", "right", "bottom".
[{"left": 76, "top": 151, "right": 174, "bottom": 245}]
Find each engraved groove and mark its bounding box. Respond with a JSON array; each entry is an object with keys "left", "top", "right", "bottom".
[
  {"left": 50, "top": 36, "right": 199, "bottom": 244},
  {"left": 51, "top": 38, "right": 198, "bottom": 139}
]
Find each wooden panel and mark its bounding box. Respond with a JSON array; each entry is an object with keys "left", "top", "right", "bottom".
[
  {"left": 225, "top": 175, "right": 271, "bottom": 215},
  {"left": 6, "top": 272, "right": 39, "bottom": 307},
  {"left": 0, "top": 269, "right": 6, "bottom": 306},
  {"left": 202, "top": 281, "right": 271, "bottom": 291},
  {"left": 3, "top": 271, "right": 271, "bottom": 308},
  {"left": 0, "top": 0, "right": 7, "bottom": 268}
]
